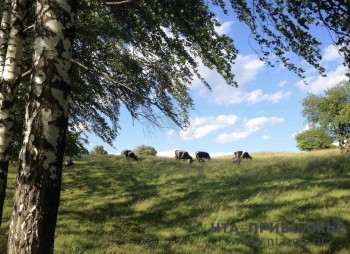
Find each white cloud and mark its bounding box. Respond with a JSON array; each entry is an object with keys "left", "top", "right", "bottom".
[
  {"left": 215, "top": 21, "right": 233, "bottom": 35},
  {"left": 179, "top": 114, "right": 239, "bottom": 140},
  {"left": 322, "top": 44, "right": 343, "bottom": 63},
  {"left": 192, "top": 54, "right": 291, "bottom": 105},
  {"left": 297, "top": 44, "right": 348, "bottom": 94},
  {"left": 157, "top": 149, "right": 176, "bottom": 157},
  {"left": 245, "top": 89, "right": 291, "bottom": 104},
  {"left": 216, "top": 116, "right": 284, "bottom": 143},
  {"left": 192, "top": 54, "right": 265, "bottom": 89},
  {"left": 291, "top": 124, "right": 314, "bottom": 139},
  {"left": 297, "top": 64, "right": 347, "bottom": 94},
  {"left": 233, "top": 55, "right": 266, "bottom": 86},
  {"left": 278, "top": 80, "right": 287, "bottom": 87},
  {"left": 262, "top": 135, "right": 270, "bottom": 140},
  {"left": 167, "top": 129, "right": 177, "bottom": 138}
]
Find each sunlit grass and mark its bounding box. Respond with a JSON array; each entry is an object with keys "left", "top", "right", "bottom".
[{"left": 0, "top": 150, "right": 349, "bottom": 253}]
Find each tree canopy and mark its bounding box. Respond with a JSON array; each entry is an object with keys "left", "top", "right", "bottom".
[
  {"left": 302, "top": 80, "right": 350, "bottom": 152},
  {"left": 295, "top": 127, "right": 335, "bottom": 151},
  {"left": 4, "top": 0, "right": 350, "bottom": 155},
  {"left": 91, "top": 145, "right": 108, "bottom": 155},
  {"left": 134, "top": 145, "right": 157, "bottom": 156},
  {"left": 228, "top": 0, "right": 350, "bottom": 79}
]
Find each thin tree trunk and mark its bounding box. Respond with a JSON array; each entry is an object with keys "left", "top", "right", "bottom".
[
  {"left": 0, "top": 0, "right": 29, "bottom": 227},
  {"left": 7, "top": 0, "right": 76, "bottom": 253},
  {"left": 0, "top": 0, "right": 12, "bottom": 227},
  {"left": 0, "top": 0, "right": 12, "bottom": 77}
]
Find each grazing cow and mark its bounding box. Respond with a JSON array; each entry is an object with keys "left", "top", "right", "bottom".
[
  {"left": 233, "top": 151, "right": 243, "bottom": 164},
  {"left": 65, "top": 156, "right": 74, "bottom": 167},
  {"left": 175, "top": 150, "right": 186, "bottom": 160},
  {"left": 175, "top": 150, "right": 193, "bottom": 163},
  {"left": 195, "top": 151, "right": 211, "bottom": 162},
  {"left": 124, "top": 150, "right": 138, "bottom": 161},
  {"left": 242, "top": 152, "right": 253, "bottom": 159}
]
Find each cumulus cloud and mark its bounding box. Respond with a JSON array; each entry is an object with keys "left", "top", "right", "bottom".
[
  {"left": 297, "top": 44, "right": 348, "bottom": 94},
  {"left": 215, "top": 21, "right": 233, "bottom": 35},
  {"left": 297, "top": 64, "right": 347, "bottom": 94},
  {"left": 245, "top": 89, "right": 291, "bottom": 104},
  {"left": 216, "top": 117, "right": 284, "bottom": 143},
  {"left": 179, "top": 114, "right": 239, "bottom": 140},
  {"left": 322, "top": 44, "right": 343, "bottom": 63},
  {"left": 192, "top": 54, "right": 291, "bottom": 105}
]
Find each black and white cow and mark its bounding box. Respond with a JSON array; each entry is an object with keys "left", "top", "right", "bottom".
[
  {"left": 195, "top": 151, "right": 211, "bottom": 162},
  {"left": 123, "top": 150, "right": 138, "bottom": 160},
  {"left": 242, "top": 152, "right": 253, "bottom": 159},
  {"left": 175, "top": 150, "right": 193, "bottom": 163}
]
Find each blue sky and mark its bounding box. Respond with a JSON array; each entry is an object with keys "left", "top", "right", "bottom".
[{"left": 87, "top": 8, "right": 348, "bottom": 157}]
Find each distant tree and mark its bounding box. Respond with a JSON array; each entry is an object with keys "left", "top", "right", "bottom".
[
  {"left": 295, "top": 127, "right": 335, "bottom": 151},
  {"left": 134, "top": 145, "right": 157, "bottom": 156},
  {"left": 302, "top": 81, "right": 350, "bottom": 153},
  {"left": 91, "top": 145, "right": 108, "bottom": 155}
]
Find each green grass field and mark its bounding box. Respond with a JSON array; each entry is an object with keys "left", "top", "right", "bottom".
[{"left": 1, "top": 149, "right": 350, "bottom": 253}]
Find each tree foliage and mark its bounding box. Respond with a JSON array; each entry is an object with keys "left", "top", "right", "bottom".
[
  {"left": 69, "top": 0, "right": 238, "bottom": 141},
  {"left": 91, "top": 145, "right": 108, "bottom": 155},
  {"left": 302, "top": 80, "right": 350, "bottom": 152},
  {"left": 228, "top": 0, "right": 350, "bottom": 79},
  {"left": 295, "top": 127, "right": 335, "bottom": 151},
  {"left": 134, "top": 145, "right": 157, "bottom": 156}
]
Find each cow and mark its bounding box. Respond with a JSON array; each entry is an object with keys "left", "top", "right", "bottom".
[
  {"left": 175, "top": 150, "right": 193, "bottom": 163},
  {"left": 123, "top": 150, "right": 138, "bottom": 161},
  {"left": 175, "top": 150, "right": 186, "bottom": 160},
  {"left": 242, "top": 152, "right": 253, "bottom": 160},
  {"left": 233, "top": 151, "right": 243, "bottom": 164},
  {"left": 195, "top": 151, "right": 211, "bottom": 162}
]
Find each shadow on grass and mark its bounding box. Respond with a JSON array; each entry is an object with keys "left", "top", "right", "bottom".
[{"left": 2, "top": 154, "right": 350, "bottom": 253}]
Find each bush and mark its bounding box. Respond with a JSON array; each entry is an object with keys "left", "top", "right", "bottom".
[
  {"left": 134, "top": 145, "right": 157, "bottom": 156},
  {"left": 295, "top": 127, "right": 335, "bottom": 151},
  {"left": 91, "top": 145, "right": 108, "bottom": 155}
]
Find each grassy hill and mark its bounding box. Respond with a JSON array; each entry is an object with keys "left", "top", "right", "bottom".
[{"left": 1, "top": 150, "right": 350, "bottom": 253}]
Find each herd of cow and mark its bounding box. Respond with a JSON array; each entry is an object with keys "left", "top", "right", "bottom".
[{"left": 123, "top": 149, "right": 253, "bottom": 163}]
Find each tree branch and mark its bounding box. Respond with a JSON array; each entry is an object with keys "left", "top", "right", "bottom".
[
  {"left": 105, "top": 0, "right": 131, "bottom": 5},
  {"left": 71, "top": 59, "right": 178, "bottom": 120}
]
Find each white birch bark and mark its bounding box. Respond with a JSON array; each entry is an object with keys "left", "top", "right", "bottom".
[
  {"left": 0, "top": 0, "right": 29, "bottom": 227},
  {"left": 0, "top": 0, "right": 12, "bottom": 77},
  {"left": 7, "top": 0, "right": 75, "bottom": 252}
]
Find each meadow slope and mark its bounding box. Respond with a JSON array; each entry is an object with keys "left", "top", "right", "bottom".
[{"left": 1, "top": 150, "right": 350, "bottom": 253}]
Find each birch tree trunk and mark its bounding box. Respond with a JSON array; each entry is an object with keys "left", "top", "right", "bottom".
[
  {"left": 0, "top": 0, "right": 29, "bottom": 227},
  {"left": 0, "top": 0, "right": 12, "bottom": 77},
  {"left": 7, "top": 0, "right": 76, "bottom": 252}
]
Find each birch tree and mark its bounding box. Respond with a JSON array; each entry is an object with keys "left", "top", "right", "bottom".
[
  {"left": 7, "top": 0, "right": 76, "bottom": 252},
  {"left": 0, "top": 0, "right": 12, "bottom": 77},
  {"left": 0, "top": 0, "right": 30, "bottom": 226}
]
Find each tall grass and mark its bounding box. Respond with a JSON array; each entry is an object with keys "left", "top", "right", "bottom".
[{"left": 1, "top": 150, "right": 349, "bottom": 253}]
